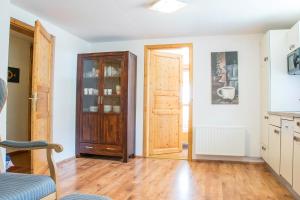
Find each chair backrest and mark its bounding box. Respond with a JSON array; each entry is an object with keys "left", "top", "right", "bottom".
[
  {"left": 0, "top": 78, "right": 7, "bottom": 172},
  {"left": 0, "top": 78, "right": 7, "bottom": 113},
  {"left": 0, "top": 137, "right": 4, "bottom": 173}
]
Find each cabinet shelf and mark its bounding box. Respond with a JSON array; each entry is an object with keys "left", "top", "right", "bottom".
[{"left": 104, "top": 94, "right": 121, "bottom": 97}]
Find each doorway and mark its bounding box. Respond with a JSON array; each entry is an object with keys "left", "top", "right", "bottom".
[
  {"left": 6, "top": 18, "right": 55, "bottom": 174},
  {"left": 6, "top": 18, "right": 34, "bottom": 173},
  {"left": 144, "top": 44, "right": 193, "bottom": 160}
]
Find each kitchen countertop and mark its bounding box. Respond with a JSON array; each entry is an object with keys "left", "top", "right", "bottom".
[{"left": 268, "top": 112, "right": 300, "bottom": 118}]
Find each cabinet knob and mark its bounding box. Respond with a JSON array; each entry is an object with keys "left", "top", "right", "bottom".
[
  {"left": 274, "top": 129, "right": 280, "bottom": 134},
  {"left": 264, "top": 57, "right": 268, "bottom": 62},
  {"left": 261, "top": 146, "right": 266, "bottom": 151},
  {"left": 294, "top": 136, "right": 300, "bottom": 142},
  {"left": 264, "top": 116, "right": 269, "bottom": 120},
  {"left": 85, "top": 146, "right": 93, "bottom": 149},
  {"left": 297, "top": 122, "right": 300, "bottom": 127}
]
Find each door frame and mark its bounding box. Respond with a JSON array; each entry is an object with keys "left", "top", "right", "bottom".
[
  {"left": 9, "top": 18, "right": 35, "bottom": 141},
  {"left": 143, "top": 43, "right": 193, "bottom": 161}
]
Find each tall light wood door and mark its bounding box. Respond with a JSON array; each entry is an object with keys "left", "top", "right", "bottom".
[
  {"left": 31, "top": 21, "right": 54, "bottom": 174},
  {"left": 149, "top": 51, "right": 182, "bottom": 155}
]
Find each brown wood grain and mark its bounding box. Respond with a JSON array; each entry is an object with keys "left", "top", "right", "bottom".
[
  {"left": 31, "top": 20, "right": 55, "bottom": 176},
  {"left": 57, "top": 157, "right": 294, "bottom": 200},
  {"left": 144, "top": 43, "right": 193, "bottom": 161},
  {"left": 76, "top": 52, "right": 136, "bottom": 162}
]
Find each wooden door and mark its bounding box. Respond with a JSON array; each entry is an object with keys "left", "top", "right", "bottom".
[
  {"left": 31, "top": 21, "right": 54, "bottom": 174},
  {"left": 149, "top": 51, "right": 183, "bottom": 155}
]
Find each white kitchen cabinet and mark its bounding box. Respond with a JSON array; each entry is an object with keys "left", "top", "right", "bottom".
[
  {"left": 293, "top": 132, "right": 300, "bottom": 194},
  {"left": 261, "top": 115, "right": 269, "bottom": 162},
  {"left": 287, "top": 22, "right": 300, "bottom": 53},
  {"left": 260, "top": 31, "right": 300, "bottom": 112},
  {"left": 260, "top": 33, "right": 269, "bottom": 162},
  {"left": 268, "top": 125, "right": 281, "bottom": 174},
  {"left": 280, "top": 120, "right": 294, "bottom": 185}
]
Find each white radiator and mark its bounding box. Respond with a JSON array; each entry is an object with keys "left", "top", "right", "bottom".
[{"left": 194, "top": 126, "right": 246, "bottom": 156}]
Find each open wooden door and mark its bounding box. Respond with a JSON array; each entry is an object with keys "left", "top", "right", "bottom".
[
  {"left": 31, "top": 21, "right": 54, "bottom": 174},
  {"left": 149, "top": 51, "right": 183, "bottom": 156}
]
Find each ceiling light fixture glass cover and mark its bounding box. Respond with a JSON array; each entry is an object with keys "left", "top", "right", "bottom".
[{"left": 150, "top": 0, "right": 187, "bottom": 13}]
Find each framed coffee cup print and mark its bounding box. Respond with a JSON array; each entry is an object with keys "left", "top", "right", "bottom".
[{"left": 211, "top": 51, "right": 239, "bottom": 104}]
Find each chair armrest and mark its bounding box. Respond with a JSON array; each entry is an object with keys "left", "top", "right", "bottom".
[
  {"left": 0, "top": 140, "right": 63, "bottom": 153},
  {"left": 0, "top": 138, "right": 63, "bottom": 183}
]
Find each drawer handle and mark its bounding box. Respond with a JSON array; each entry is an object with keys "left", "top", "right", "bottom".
[
  {"left": 264, "top": 116, "right": 269, "bottom": 120},
  {"left": 106, "top": 147, "right": 116, "bottom": 151},
  {"left": 297, "top": 122, "right": 300, "bottom": 127},
  {"left": 85, "top": 146, "right": 93, "bottom": 149},
  {"left": 274, "top": 130, "right": 280, "bottom": 134},
  {"left": 294, "top": 136, "right": 300, "bottom": 142}
]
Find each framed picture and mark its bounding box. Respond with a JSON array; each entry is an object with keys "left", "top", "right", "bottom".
[
  {"left": 8, "top": 67, "right": 20, "bottom": 83},
  {"left": 211, "top": 51, "right": 239, "bottom": 104}
]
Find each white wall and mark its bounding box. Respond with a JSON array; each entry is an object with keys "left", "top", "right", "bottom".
[
  {"left": 7, "top": 33, "right": 32, "bottom": 142},
  {"left": 9, "top": 5, "right": 91, "bottom": 162},
  {"left": 0, "top": 0, "right": 11, "bottom": 168},
  {"left": 90, "top": 34, "right": 262, "bottom": 157}
]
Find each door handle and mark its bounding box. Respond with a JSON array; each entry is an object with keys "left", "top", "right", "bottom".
[
  {"left": 29, "top": 92, "right": 39, "bottom": 111},
  {"left": 28, "top": 92, "right": 39, "bottom": 101},
  {"left": 294, "top": 136, "right": 300, "bottom": 142}
]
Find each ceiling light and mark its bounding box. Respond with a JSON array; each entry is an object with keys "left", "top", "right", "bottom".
[{"left": 150, "top": 0, "right": 187, "bottom": 13}]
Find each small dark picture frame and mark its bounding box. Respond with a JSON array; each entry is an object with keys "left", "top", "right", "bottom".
[{"left": 8, "top": 67, "right": 20, "bottom": 83}]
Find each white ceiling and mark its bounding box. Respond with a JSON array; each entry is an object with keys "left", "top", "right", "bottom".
[{"left": 11, "top": 0, "right": 300, "bottom": 42}]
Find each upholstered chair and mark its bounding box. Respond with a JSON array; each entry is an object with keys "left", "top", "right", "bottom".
[{"left": 0, "top": 77, "right": 63, "bottom": 200}]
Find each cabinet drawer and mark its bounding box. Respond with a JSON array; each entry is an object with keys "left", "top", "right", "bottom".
[
  {"left": 79, "top": 143, "right": 123, "bottom": 156},
  {"left": 294, "top": 118, "right": 300, "bottom": 133},
  {"left": 269, "top": 115, "right": 281, "bottom": 127}
]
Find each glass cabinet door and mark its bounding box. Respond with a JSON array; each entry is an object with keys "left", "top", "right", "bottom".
[
  {"left": 102, "top": 58, "right": 122, "bottom": 114},
  {"left": 82, "top": 59, "right": 100, "bottom": 113}
]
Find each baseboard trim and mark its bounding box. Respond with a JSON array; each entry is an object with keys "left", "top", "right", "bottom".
[
  {"left": 192, "top": 155, "right": 264, "bottom": 163},
  {"left": 266, "top": 164, "right": 300, "bottom": 200}
]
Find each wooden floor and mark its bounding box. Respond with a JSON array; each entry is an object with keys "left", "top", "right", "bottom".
[
  {"left": 149, "top": 148, "right": 188, "bottom": 160},
  {"left": 57, "top": 157, "right": 294, "bottom": 200}
]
